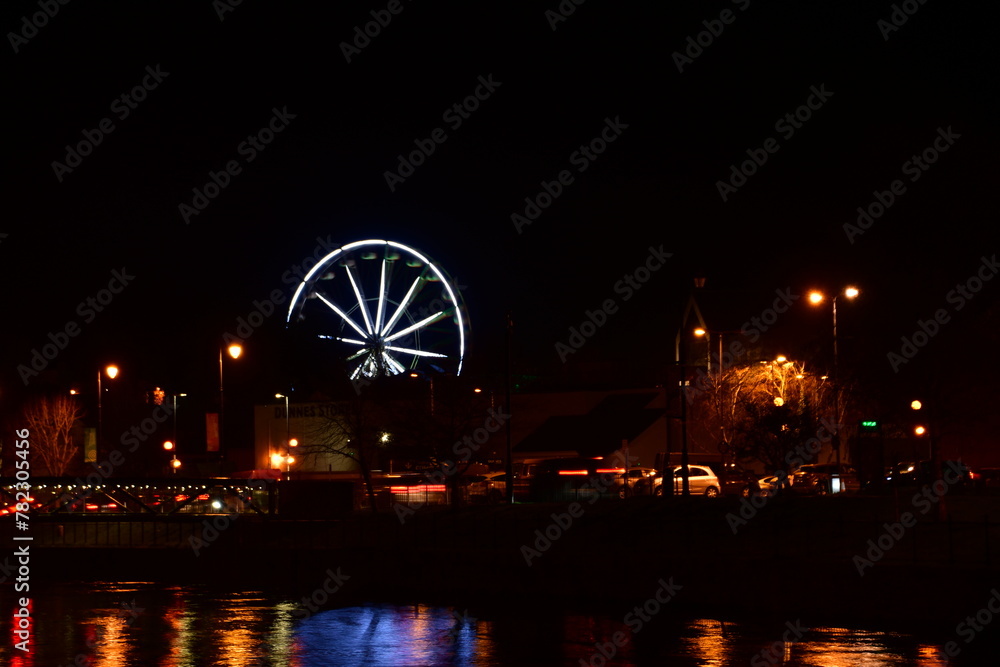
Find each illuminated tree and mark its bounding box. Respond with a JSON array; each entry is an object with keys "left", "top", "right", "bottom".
[
  {"left": 691, "top": 359, "right": 851, "bottom": 472},
  {"left": 21, "top": 394, "right": 85, "bottom": 476}
]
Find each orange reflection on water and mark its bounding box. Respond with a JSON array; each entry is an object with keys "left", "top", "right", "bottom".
[
  {"left": 214, "top": 595, "right": 292, "bottom": 667},
  {"left": 160, "top": 587, "right": 196, "bottom": 667},
  {"left": 793, "top": 626, "right": 951, "bottom": 667},
  {"left": 681, "top": 618, "right": 735, "bottom": 665},
  {"left": 84, "top": 615, "right": 129, "bottom": 667}
]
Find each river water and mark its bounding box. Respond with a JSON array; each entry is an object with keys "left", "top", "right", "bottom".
[{"left": 1, "top": 582, "right": 991, "bottom": 666}]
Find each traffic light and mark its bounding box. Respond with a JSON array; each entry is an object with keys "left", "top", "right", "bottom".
[{"left": 859, "top": 420, "right": 880, "bottom": 431}]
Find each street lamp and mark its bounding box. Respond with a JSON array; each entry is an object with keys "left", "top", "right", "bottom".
[
  {"left": 275, "top": 393, "right": 290, "bottom": 446},
  {"left": 163, "top": 440, "right": 179, "bottom": 473},
  {"left": 692, "top": 328, "right": 743, "bottom": 375},
  {"left": 808, "top": 286, "right": 860, "bottom": 474},
  {"left": 97, "top": 364, "right": 119, "bottom": 459},
  {"left": 275, "top": 393, "right": 297, "bottom": 474},
  {"left": 408, "top": 371, "right": 435, "bottom": 416},
  {"left": 217, "top": 343, "right": 243, "bottom": 463}
]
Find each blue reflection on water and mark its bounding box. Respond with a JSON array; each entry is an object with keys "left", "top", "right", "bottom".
[{"left": 294, "top": 603, "right": 483, "bottom": 667}]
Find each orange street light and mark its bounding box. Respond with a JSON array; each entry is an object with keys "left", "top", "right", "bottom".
[
  {"left": 97, "top": 364, "right": 120, "bottom": 460},
  {"left": 218, "top": 343, "right": 244, "bottom": 462},
  {"left": 808, "top": 285, "right": 861, "bottom": 474}
]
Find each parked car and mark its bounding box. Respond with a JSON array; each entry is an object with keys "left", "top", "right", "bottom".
[
  {"left": 468, "top": 471, "right": 509, "bottom": 504},
  {"left": 791, "top": 463, "right": 859, "bottom": 494},
  {"left": 653, "top": 465, "right": 721, "bottom": 497},
  {"left": 757, "top": 475, "right": 784, "bottom": 497},
  {"left": 617, "top": 467, "right": 660, "bottom": 497},
  {"left": 885, "top": 461, "right": 919, "bottom": 485},
  {"left": 886, "top": 460, "right": 977, "bottom": 491},
  {"left": 717, "top": 468, "right": 762, "bottom": 497}
]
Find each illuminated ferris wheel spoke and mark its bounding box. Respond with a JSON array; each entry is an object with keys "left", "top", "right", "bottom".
[
  {"left": 385, "top": 345, "right": 448, "bottom": 359},
  {"left": 316, "top": 294, "right": 368, "bottom": 340},
  {"left": 331, "top": 336, "right": 367, "bottom": 346},
  {"left": 381, "top": 351, "right": 407, "bottom": 375},
  {"left": 345, "top": 264, "right": 375, "bottom": 335},
  {"left": 385, "top": 311, "right": 444, "bottom": 343},
  {"left": 287, "top": 239, "right": 467, "bottom": 380},
  {"left": 345, "top": 347, "right": 369, "bottom": 361},
  {"left": 374, "top": 259, "right": 388, "bottom": 336},
  {"left": 381, "top": 275, "right": 424, "bottom": 336}
]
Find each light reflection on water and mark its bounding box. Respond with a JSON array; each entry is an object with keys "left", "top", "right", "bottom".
[{"left": 0, "top": 582, "right": 974, "bottom": 666}]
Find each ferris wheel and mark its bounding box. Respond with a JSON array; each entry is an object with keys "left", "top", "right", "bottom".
[{"left": 286, "top": 239, "right": 467, "bottom": 380}]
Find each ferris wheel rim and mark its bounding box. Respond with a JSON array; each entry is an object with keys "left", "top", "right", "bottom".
[{"left": 285, "top": 239, "right": 467, "bottom": 377}]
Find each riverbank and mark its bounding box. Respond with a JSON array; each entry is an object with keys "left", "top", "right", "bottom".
[{"left": 16, "top": 493, "right": 1000, "bottom": 631}]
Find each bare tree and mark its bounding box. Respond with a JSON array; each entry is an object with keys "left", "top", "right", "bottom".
[
  {"left": 22, "top": 395, "right": 85, "bottom": 476},
  {"left": 691, "top": 359, "right": 851, "bottom": 472},
  {"left": 299, "top": 391, "right": 388, "bottom": 513}
]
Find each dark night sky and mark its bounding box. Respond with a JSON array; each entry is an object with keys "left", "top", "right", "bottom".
[{"left": 2, "top": 1, "right": 998, "bottom": 460}]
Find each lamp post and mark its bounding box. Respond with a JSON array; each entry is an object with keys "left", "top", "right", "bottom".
[
  {"left": 275, "top": 393, "right": 297, "bottom": 474},
  {"left": 276, "top": 393, "right": 290, "bottom": 445},
  {"left": 218, "top": 343, "right": 243, "bottom": 465},
  {"left": 808, "top": 287, "right": 860, "bottom": 475},
  {"left": 693, "top": 328, "right": 743, "bottom": 375},
  {"left": 97, "top": 364, "right": 119, "bottom": 459},
  {"left": 166, "top": 392, "right": 187, "bottom": 474}
]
